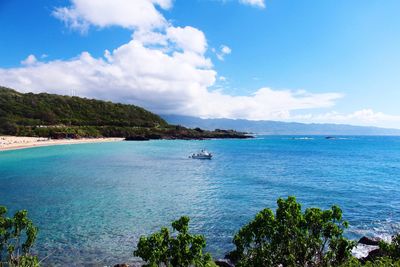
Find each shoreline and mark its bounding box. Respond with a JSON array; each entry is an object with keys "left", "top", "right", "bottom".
[{"left": 0, "top": 136, "right": 124, "bottom": 152}]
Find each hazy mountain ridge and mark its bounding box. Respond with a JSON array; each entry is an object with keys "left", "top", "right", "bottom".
[{"left": 162, "top": 114, "right": 400, "bottom": 136}]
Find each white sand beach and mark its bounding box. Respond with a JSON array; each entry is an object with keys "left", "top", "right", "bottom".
[{"left": 0, "top": 136, "right": 124, "bottom": 151}]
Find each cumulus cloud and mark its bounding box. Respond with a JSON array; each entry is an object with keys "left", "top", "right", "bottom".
[
  {"left": 53, "top": 0, "right": 172, "bottom": 33},
  {"left": 239, "top": 0, "right": 265, "bottom": 8},
  {"left": 0, "top": 43, "right": 341, "bottom": 119},
  {"left": 0, "top": 0, "right": 351, "bottom": 122},
  {"left": 167, "top": 26, "right": 208, "bottom": 54}
]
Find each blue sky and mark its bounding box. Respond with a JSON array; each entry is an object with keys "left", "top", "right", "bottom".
[{"left": 1, "top": 0, "right": 400, "bottom": 127}]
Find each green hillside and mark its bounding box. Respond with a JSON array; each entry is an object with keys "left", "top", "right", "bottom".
[
  {"left": 0, "top": 86, "right": 249, "bottom": 139},
  {"left": 0, "top": 86, "right": 171, "bottom": 138},
  {"left": 0, "top": 86, "right": 166, "bottom": 128}
]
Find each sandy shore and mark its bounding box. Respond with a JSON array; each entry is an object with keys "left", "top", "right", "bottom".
[{"left": 0, "top": 136, "right": 124, "bottom": 151}]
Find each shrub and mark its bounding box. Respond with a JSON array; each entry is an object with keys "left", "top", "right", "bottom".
[
  {"left": 0, "top": 206, "right": 39, "bottom": 267},
  {"left": 228, "top": 196, "right": 355, "bottom": 267},
  {"left": 379, "top": 233, "right": 400, "bottom": 260},
  {"left": 134, "top": 216, "right": 216, "bottom": 267},
  {"left": 341, "top": 256, "right": 400, "bottom": 266}
]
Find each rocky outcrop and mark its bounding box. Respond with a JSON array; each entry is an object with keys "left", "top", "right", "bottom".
[
  {"left": 125, "top": 135, "right": 150, "bottom": 141},
  {"left": 215, "top": 259, "right": 235, "bottom": 267},
  {"left": 360, "top": 248, "right": 384, "bottom": 264},
  {"left": 356, "top": 236, "right": 384, "bottom": 264},
  {"left": 124, "top": 128, "right": 252, "bottom": 141},
  {"left": 358, "top": 236, "right": 381, "bottom": 246}
]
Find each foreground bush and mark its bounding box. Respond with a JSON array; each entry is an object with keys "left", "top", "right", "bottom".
[
  {"left": 2, "top": 198, "right": 398, "bottom": 266},
  {"left": 379, "top": 233, "right": 400, "bottom": 261},
  {"left": 0, "top": 206, "right": 38, "bottom": 267},
  {"left": 228, "top": 196, "right": 355, "bottom": 267},
  {"left": 134, "top": 216, "right": 216, "bottom": 267},
  {"left": 341, "top": 257, "right": 400, "bottom": 266}
]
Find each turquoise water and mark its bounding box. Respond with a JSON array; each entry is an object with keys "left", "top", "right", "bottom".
[{"left": 1, "top": 136, "right": 400, "bottom": 266}]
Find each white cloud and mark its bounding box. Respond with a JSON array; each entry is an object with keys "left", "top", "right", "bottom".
[
  {"left": 0, "top": 43, "right": 341, "bottom": 119},
  {"left": 221, "top": 46, "right": 231, "bottom": 54},
  {"left": 191, "top": 88, "right": 341, "bottom": 120},
  {"left": 239, "top": 0, "right": 265, "bottom": 8},
  {"left": 21, "top": 55, "right": 38, "bottom": 66},
  {"left": 293, "top": 109, "right": 400, "bottom": 129},
  {"left": 0, "top": 33, "right": 216, "bottom": 115},
  {"left": 53, "top": 0, "right": 172, "bottom": 33},
  {"left": 216, "top": 45, "right": 232, "bottom": 61},
  {"left": 167, "top": 26, "right": 208, "bottom": 54}
]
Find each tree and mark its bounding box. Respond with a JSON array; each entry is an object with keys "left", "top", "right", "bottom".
[
  {"left": 228, "top": 196, "right": 355, "bottom": 267},
  {"left": 378, "top": 233, "right": 400, "bottom": 261},
  {"left": 0, "top": 206, "right": 39, "bottom": 267},
  {"left": 134, "top": 216, "right": 216, "bottom": 267}
]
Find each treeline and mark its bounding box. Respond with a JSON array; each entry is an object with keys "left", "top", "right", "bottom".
[
  {"left": 5, "top": 124, "right": 249, "bottom": 140},
  {"left": 1, "top": 197, "right": 399, "bottom": 267}
]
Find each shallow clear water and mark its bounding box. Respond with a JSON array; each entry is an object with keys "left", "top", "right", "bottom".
[{"left": 1, "top": 136, "right": 400, "bottom": 266}]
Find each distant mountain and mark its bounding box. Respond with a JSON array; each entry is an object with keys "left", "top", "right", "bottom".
[{"left": 162, "top": 114, "right": 400, "bottom": 136}]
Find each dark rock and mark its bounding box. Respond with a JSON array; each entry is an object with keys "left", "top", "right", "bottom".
[
  {"left": 125, "top": 135, "right": 149, "bottom": 141},
  {"left": 145, "top": 133, "right": 162, "bottom": 140},
  {"left": 114, "top": 264, "right": 129, "bottom": 267},
  {"left": 360, "top": 248, "right": 384, "bottom": 264},
  {"left": 358, "top": 236, "right": 381, "bottom": 246},
  {"left": 215, "top": 259, "right": 235, "bottom": 267}
]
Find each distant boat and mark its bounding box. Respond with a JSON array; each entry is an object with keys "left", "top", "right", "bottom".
[{"left": 189, "top": 149, "right": 212, "bottom": 159}]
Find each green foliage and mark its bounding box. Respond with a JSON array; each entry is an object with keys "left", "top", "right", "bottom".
[
  {"left": 229, "top": 196, "right": 355, "bottom": 267},
  {"left": 134, "top": 216, "right": 215, "bottom": 267},
  {"left": 0, "top": 86, "right": 167, "bottom": 135},
  {"left": 0, "top": 206, "right": 38, "bottom": 266},
  {"left": 379, "top": 234, "right": 400, "bottom": 260},
  {"left": 10, "top": 255, "right": 39, "bottom": 267},
  {"left": 341, "top": 256, "right": 400, "bottom": 267}
]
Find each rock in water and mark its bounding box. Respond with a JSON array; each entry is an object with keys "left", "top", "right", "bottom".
[
  {"left": 358, "top": 236, "right": 381, "bottom": 246},
  {"left": 215, "top": 259, "right": 235, "bottom": 267}
]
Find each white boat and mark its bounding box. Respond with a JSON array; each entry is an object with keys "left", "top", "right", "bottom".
[{"left": 189, "top": 150, "right": 212, "bottom": 159}]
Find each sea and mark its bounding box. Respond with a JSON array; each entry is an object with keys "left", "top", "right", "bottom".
[{"left": 1, "top": 136, "right": 400, "bottom": 266}]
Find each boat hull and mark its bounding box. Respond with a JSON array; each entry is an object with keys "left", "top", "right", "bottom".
[{"left": 190, "top": 155, "right": 212, "bottom": 159}]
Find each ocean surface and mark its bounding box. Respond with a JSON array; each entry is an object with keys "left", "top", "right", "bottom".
[{"left": 1, "top": 136, "right": 400, "bottom": 266}]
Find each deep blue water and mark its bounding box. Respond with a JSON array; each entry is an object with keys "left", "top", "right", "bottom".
[{"left": 1, "top": 136, "right": 400, "bottom": 266}]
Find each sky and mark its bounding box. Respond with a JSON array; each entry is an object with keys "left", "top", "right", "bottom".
[{"left": 1, "top": 0, "right": 400, "bottom": 128}]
